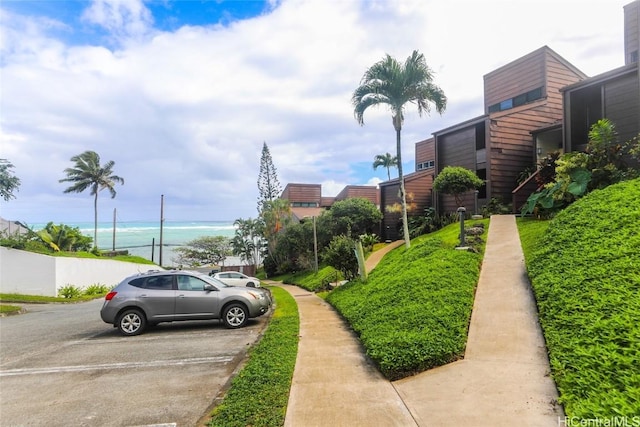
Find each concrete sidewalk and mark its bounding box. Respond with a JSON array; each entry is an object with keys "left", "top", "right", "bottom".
[{"left": 277, "top": 215, "right": 563, "bottom": 426}]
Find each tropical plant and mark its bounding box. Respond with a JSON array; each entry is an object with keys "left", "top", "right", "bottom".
[
  {"left": 521, "top": 120, "right": 639, "bottom": 217},
  {"left": 359, "top": 233, "right": 379, "bottom": 252},
  {"left": 174, "top": 236, "right": 231, "bottom": 267},
  {"left": 353, "top": 50, "right": 447, "bottom": 249},
  {"left": 257, "top": 142, "right": 282, "bottom": 215},
  {"left": 231, "top": 217, "right": 265, "bottom": 266},
  {"left": 433, "top": 166, "right": 484, "bottom": 207},
  {"left": 58, "top": 284, "right": 83, "bottom": 299},
  {"left": 59, "top": 151, "right": 124, "bottom": 248},
  {"left": 0, "top": 159, "right": 21, "bottom": 202},
  {"left": 36, "top": 222, "right": 93, "bottom": 252},
  {"left": 373, "top": 152, "right": 398, "bottom": 181},
  {"left": 586, "top": 118, "right": 636, "bottom": 188},
  {"left": 260, "top": 198, "right": 292, "bottom": 272}
]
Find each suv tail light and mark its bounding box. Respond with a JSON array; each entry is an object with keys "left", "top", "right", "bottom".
[{"left": 105, "top": 291, "right": 117, "bottom": 301}]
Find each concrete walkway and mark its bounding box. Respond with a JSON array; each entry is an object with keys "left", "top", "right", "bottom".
[{"left": 277, "top": 215, "right": 563, "bottom": 426}]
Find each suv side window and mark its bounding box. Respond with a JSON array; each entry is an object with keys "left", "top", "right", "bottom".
[
  {"left": 177, "top": 275, "right": 207, "bottom": 291},
  {"left": 144, "top": 275, "right": 174, "bottom": 290},
  {"left": 129, "top": 277, "right": 145, "bottom": 288}
]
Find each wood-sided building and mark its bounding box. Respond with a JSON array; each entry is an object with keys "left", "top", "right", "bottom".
[
  {"left": 516, "top": 1, "right": 640, "bottom": 209},
  {"left": 379, "top": 46, "right": 586, "bottom": 240},
  {"left": 435, "top": 46, "right": 586, "bottom": 214},
  {"left": 280, "top": 183, "right": 380, "bottom": 222},
  {"left": 562, "top": 0, "right": 639, "bottom": 154}
]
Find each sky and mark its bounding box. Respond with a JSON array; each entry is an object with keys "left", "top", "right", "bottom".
[{"left": 0, "top": 0, "right": 632, "bottom": 224}]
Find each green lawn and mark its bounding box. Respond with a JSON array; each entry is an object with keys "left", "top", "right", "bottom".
[
  {"left": 517, "top": 178, "right": 640, "bottom": 418},
  {"left": 207, "top": 285, "right": 299, "bottom": 427},
  {"left": 326, "top": 219, "right": 489, "bottom": 380}
]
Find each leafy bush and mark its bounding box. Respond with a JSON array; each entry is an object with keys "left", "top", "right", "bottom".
[
  {"left": 522, "top": 120, "right": 639, "bottom": 216},
  {"left": 481, "top": 198, "right": 512, "bottom": 215},
  {"left": 37, "top": 222, "right": 93, "bottom": 252},
  {"left": 326, "top": 220, "right": 487, "bottom": 380},
  {"left": 57, "top": 284, "right": 83, "bottom": 299},
  {"left": 433, "top": 166, "right": 484, "bottom": 206},
  {"left": 208, "top": 286, "right": 298, "bottom": 427},
  {"left": 84, "top": 283, "right": 110, "bottom": 296},
  {"left": 322, "top": 235, "right": 359, "bottom": 281},
  {"left": 519, "top": 178, "right": 640, "bottom": 418}
]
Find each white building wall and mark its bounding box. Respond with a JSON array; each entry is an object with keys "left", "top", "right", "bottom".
[{"left": 0, "top": 247, "right": 159, "bottom": 296}]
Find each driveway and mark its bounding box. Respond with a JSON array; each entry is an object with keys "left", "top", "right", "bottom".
[{"left": 0, "top": 299, "right": 270, "bottom": 426}]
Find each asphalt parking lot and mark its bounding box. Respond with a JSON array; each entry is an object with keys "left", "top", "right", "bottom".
[{"left": 0, "top": 299, "right": 270, "bottom": 426}]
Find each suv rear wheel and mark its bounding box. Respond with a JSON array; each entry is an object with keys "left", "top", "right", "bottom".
[{"left": 117, "top": 308, "right": 146, "bottom": 336}]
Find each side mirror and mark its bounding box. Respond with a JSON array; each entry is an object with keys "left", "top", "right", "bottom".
[{"left": 204, "top": 284, "right": 216, "bottom": 292}]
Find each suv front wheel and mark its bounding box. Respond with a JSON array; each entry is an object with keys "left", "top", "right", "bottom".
[
  {"left": 117, "top": 308, "right": 147, "bottom": 336},
  {"left": 222, "top": 303, "right": 248, "bottom": 328}
]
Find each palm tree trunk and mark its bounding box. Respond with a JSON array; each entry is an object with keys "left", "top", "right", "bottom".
[
  {"left": 93, "top": 192, "right": 98, "bottom": 249},
  {"left": 395, "top": 124, "right": 411, "bottom": 249}
]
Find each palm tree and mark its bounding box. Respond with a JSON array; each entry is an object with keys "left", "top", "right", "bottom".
[
  {"left": 353, "top": 50, "right": 446, "bottom": 248},
  {"left": 373, "top": 152, "right": 398, "bottom": 181},
  {"left": 59, "top": 151, "right": 124, "bottom": 248}
]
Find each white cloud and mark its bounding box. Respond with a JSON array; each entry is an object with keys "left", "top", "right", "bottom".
[
  {"left": 81, "top": 0, "right": 154, "bottom": 40},
  {"left": 0, "top": 0, "right": 630, "bottom": 224}
]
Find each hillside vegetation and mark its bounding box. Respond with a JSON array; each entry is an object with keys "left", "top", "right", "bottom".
[
  {"left": 327, "top": 219, "right": 488, "bottom": 380},
  {"left": 519, "top": 178, "right": 640, "bottom": 417}
]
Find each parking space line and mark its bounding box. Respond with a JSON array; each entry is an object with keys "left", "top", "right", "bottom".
[{"left": 0, "top": 356, "right": 234, "bottom": 377}]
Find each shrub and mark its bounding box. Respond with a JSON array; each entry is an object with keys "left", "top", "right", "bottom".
[
  {"left": 58, "top": 284, "right": 83, "bottom": 299},
  {"left": 322, "top": 236, "right": 358, "bottom": 281},
  {"left": 84, "top": 283, "right": 110, "bottom": 296},
  {"left": 433, "top": 166, "right": 484, "bottom": 206}
]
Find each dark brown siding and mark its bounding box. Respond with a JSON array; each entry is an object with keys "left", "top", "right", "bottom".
[
  {"left": 379, "top": 171, "right": 433, "bottom": 241},
  {"left": 415, "top": 138, "right": 435, "bottom": 165},
  {"left": 484, "top": 48, "right": 546, "bottom": 110},
  {"left": 436, "top": 127, "right": 476, "bottom": 213},
  {"left": 486, "top": 48, "right": 585, "bottom": 206},
  {"left": 605, "top": 73, "right": 640, "bottom": 143},
  {"left": 379, "top": 182, "right": 402, "bottom": 241},
  {"left": 335, "top": 186, "right": 380, "bottom": 206},
  {"left": 280, "top": 184, "right": 321, "bottom": 204}
]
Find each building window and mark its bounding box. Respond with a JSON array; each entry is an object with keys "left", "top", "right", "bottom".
[
  {"left": 417, "top": 160, "right": 435, "bottom": 170},
  {"left": 476, "top": 168, "right": 487, "bottom": 199},
  {"left": 488, "top": 86, "right": 544, "bottom": 113},
  {"left": 475, "top": 122, "right": 486, "bottom": 150},
  {"left": 291, "top": 202, "right": 318, "bottom": 207}
]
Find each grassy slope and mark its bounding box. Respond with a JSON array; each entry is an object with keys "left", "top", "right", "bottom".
[
  {"left": 518, "top": 178, "right": 640, "bottom": 418},
  {"left": 327, "top": 219, "right": 488, "bottom": 380},
  {"left": 207, "top": 286, "right": 299, "bottom": 427}
]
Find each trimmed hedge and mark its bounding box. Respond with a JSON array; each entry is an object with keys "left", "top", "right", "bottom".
[
  {"left": 326, "top": 220, "right": 487, "bottom": 380},
  {"left": 520, "top": 178, "right": 640, "bottom": 418}
]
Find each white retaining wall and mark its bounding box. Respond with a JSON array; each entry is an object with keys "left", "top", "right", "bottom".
[{"left": 0, "top": 247, "right": 160, "bottom": 296}]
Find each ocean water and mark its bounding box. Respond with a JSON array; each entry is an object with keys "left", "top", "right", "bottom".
[{"left": 31, "top": 220, "right": 237, "bottom": 266}]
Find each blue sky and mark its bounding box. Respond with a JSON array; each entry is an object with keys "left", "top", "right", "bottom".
[{"left": 0, "top": 0, "right": 631, "bottom": 223}]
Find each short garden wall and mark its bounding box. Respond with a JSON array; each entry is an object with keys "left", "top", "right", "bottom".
[{"left": 0, "top": 247, "right": 158, "bottom": 296}]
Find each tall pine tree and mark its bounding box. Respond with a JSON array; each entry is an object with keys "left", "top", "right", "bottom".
[{"left": 257, "top": 142, "right": 282, "bottom": 214}]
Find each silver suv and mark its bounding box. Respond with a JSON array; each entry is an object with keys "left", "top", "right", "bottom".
[{"left": 100, "top": 270, "right": 271, "bottom": 336}]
